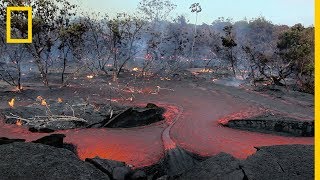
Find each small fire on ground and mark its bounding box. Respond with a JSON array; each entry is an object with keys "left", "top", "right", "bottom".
[
  {"left": 37, "top": 96, "right": 47, "bottom": 106},
  {"left": 16, "top": 119, "right": 22, "bottom": 126},
  {"left": 87, "top": 75, "right": 94, "bottom": 79},
  {"left": 188, "top": 68, "right": 214, "bottom": 75},
  {"left": 8, "top": 98, "right": 15, "bottom": 108},
  {"left": 58, "top": 98, "right": 63, "bottom": 103}
]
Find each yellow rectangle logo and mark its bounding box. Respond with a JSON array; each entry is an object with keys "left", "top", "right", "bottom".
[{"left": 6, "top": 6, "right": 32, "bottom": 44}]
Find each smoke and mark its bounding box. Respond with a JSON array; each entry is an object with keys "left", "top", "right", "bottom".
[{"left": 213, "top": 77, "right": 245, "bottom": 87}]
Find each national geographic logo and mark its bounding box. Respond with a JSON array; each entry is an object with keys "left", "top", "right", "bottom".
[{"left": 6, "top": 6, "right": 32, "bottom": 44}]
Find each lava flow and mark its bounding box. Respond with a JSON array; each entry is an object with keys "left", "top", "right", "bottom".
[
  {"left": 0, "top": 85, "right": 314, "bottom": 168},
  {"left": 0, "top": 103, "right": 180, "bottom": 168}
]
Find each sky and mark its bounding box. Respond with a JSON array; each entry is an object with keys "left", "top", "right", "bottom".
[{"left": 71, "top": 0, "right": 314, "bottom": 26}]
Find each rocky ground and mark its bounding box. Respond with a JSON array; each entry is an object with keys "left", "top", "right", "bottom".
[
  {"left": 0, "top": 135, "right": 314, "bottom": 180},
  {"left": 223, "top": 113, "right": 314, "bottom": 137}
]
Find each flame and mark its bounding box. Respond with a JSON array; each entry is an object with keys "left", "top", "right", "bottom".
[
  {"left": 199, "top": 68, "right": 213, "bottom": 73},
  {"left": 87, "top": 75, "right": 94, "bottom": 79},
  {"left": 36, "top": 96, "right": 43, "bottom": 101},
  {"left": 57, "top": 98, "right": 63, "bottom": 103},
  {"left": 132, "top": 67, "right": 139, "bottom": 72},
  {"left": 160, "top": 77, "right": 171, "bottom": 81},
  {"left": 8, "top": 98, "right": 15, "bottom": 108},
  {"left": 13, "top": 86, "right": 23, "bottom": 91},
  {"left": 16, "top": 119, "right": 22, "bottom": 126},
  {"left": 142, "top": 72, "right": 153, "bottom": 77},
  {"left": 41, "top": 99, "right": 47, "bottom": 106}
]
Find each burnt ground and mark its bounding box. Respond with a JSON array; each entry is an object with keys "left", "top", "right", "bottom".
[
  {"left": 0, "top": 69, "right": 315, "bottom": 179},
  {"left": 1, "top": 101, "right": 165, "bottom": 132}
]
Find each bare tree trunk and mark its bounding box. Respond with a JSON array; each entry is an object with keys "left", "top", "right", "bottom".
[
  {"left": 17, "top": 62, "right": 22, "bottom": 90},
  {"left": 190, "top": 13, "right": 198, "bottom": 67},
  {"left": 230, "top": 49, "right": 236, "bottom": 76},
  {"left": 34, "top": 56, "right": 49, "bottom": 87},
  {"left": 62, "top": 57, "right": 66, "bottom": 84},
  {"left": 45, "top": 51, "right": 50, "bottom": 75},
  {"left": 61, "top": 46, "right": 69, "bottom": 85},
  {"left": 113, "top": 51, "right": 118, "bottom": 82},
  {"left": 117, "top": 57, "right": 130, "bottom": 76},
  {"left": 26, "top": 44, "right": 50, "bottom": 87}
]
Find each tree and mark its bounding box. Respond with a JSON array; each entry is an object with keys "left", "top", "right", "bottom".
[
  {"left": 196, "top": 24, "right": 221, "bottom": 70},
  {"left": 242, "top": 45, "right": 273, "bottom": 85},
  {"left": 0, "top": 0, "right": 77, "bottom": 87},
  {"left": 105, "top": 13, "right": 145, "bottom": 80},
  {"left": 0, "top": 44, "right": 28, "bottom": 90},
  {"left": 221, "top": 25, "right": 237, "bottom": 76},
  {"left": 81, "top": 13, "right": 113, "bottom": 75},
  {"left": 160, "top": 15, "right": 192, "bottom": 73},
  {"left": 80, "top": 12, "right": 144, "bottom": 81},
  {"left": 244, "top": 17, "right": 284, "bottom": 57},
  {"left": 0, "top": 1, "right": 30, "bottom": 90},
  {"left": 58, "top": 21, "right": 87, "bottom": 84},
  {"left": 242, "top": 23, "right": 314, "bottom": 91},
  {"left": 138, "top": 0, "right": 176, "bottom": 73},
  {"left": 138, "top": 0, "right": 176, "bottom": 23},
  {"left": 189, "top": 3, "right": 202, "bottom": 62},
  {"left": 276, "top": 24, "right": 314, "bottom": 91}
]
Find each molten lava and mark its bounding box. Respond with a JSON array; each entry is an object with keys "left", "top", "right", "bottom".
[{"left": 0, "top": 86, "right": 314, "bottom": 168}]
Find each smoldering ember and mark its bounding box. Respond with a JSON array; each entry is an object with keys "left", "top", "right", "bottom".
[{"left": 0, "top": 0, "right": 315, "bottom": 179}]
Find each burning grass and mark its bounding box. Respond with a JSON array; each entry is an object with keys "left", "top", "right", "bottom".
[
  {"left": 2, "top": 90, "right": 168, "bottom": 132},
  {"left": 8, "top": 98, "right": 15, "bottom": 108}
]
